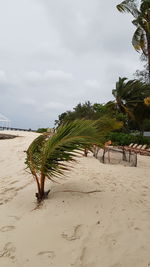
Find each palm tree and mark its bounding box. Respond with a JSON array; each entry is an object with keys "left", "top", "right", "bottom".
[
  {"left": 25, "top": 119, "right": 122, "bottom": 202},
  {"left": 112, "top": 77, "right": 150, "bottom": 134},
  {"left": 112, "top": 77, "right": 142, "bottom": 114},
  {"left": 117, "top": 0, "right": 150, "bottom": 79},
  {"left": 113, "top": 77, "right": 150, "bottom": 108}
]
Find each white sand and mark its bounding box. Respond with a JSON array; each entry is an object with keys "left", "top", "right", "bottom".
[{"left": 0, "top": 130, "right": 150, "bottom": 267}]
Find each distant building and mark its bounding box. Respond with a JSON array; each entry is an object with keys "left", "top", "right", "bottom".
[{"left": 0, "top": 113, "right": 11, "bottom": 128}]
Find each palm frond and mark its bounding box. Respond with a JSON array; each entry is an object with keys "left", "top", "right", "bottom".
[
  {"left": 132, "top": 27, "right": 145, "bottom": 51},
  {"left": 26, "top": 120, "right": 100, "bottom": 179},
  {"left": 117, "top": 0, "right": 139, "bottom": 18},
  {"left": 140, "top": 0, "right": 150, "bottom": 13}
]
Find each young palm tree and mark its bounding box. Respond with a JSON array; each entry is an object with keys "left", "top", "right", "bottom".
[
  {"left": 117, "top": 0, "right": 150, "bottom": 79},
  {"left": 25, "top": 119, "right": 122, "bottom": 202},
  {"left": 25, "top": 120, "right": 100, "bottom": 202}
]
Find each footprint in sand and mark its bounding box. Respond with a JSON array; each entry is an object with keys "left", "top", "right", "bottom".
[
  {"left": 9, "top": 215, "right": 20, "bottom": 221},
  {"left": 37, "top": 251, "right": 55, "bottom": 258},
  {"left": 134, "top": 227, "right": 141, "bottom": 231},
  {"left": 9, "top": 180, "right": 18, "bottom": 185},
  {"left": 71, "top": 246, "right": 87, "bottom": 267},
  {"left": 0, "top": 242, "right": 16, "bottom": 261},
  {"left": 0, "top": 225, "right": 15, "bottom": 232},
  {"left": 37, "top": 251, "right": 55, "bottom": 264},
  {"left": 61, "top": 224, "right": 82, "bottom": 241}
]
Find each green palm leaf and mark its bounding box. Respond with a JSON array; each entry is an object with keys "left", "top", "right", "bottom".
[
  {"left": 132, "top": 27, "right": 145, "bottom": 51},
  {"left": 117, "top": 0, "right": 139, "bottom": 17}
]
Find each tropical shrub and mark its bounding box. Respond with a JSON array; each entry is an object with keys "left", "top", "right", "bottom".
[
  {"left": 36, "top": 128, "right": 48, "bottom": 133},
  {"left": 108, "top": 132, "right": 150, "bottom": 146}
]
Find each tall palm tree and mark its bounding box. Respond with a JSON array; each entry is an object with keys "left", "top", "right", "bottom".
[
  {"left": 117, "top": 0, "right": 150, "bottom": 79},
  {"left": 113, "top": 77, "right": 150, "bottom": 108},
  {"left": 112, "top": 77, "right": 143, "bottom": 113},
  {"left": 26, "top": 119, "right": 122, "bottom": 202},
  {"left": 112, "top": 77, "right": 150, "bottom": 134}
]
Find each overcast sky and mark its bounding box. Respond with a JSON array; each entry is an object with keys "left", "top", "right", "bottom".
[{"left": 0, "top": 0, "right": 142, "bottom": 129}]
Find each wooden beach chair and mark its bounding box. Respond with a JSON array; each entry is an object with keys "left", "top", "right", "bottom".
[
  {"left": 140, "top": 147, "right": 150, "bottom": 156},
  {"left": 117, "top": 143, "right": 133, "bottom": 150},
  {"left": 132, "top": 144, "right": 143, "bottom": 153},
  {"left": 136, "top": 144, "right": 147, "bottom": 154},
  {"left": 123, "top": 143, "right": 138, "bottom": 152}
]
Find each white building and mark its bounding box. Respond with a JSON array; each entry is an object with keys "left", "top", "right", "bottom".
[{"left": 0, "top": 113, "right": 11, "bottom": 128}]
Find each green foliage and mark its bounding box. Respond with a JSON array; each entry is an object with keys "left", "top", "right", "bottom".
[
  {"left": 36, "top": 128, "right": 48, "bottom": 133},
  {"left": 55, "top": 101, "right": 95, "bottom": 126},
  {"left": 143, "top": 119, "right": 150, "bottom": 131},
  {"left": 108, "top": 132, "right": 150, "bottom": 146},
  {"left": 55, "top": 101, "right": 117, "bottom": 127},
  {"left": 94, "top": 116, "right": 123, "bottom": 143},
  {"left": 112, "top": 77, "right": 150, "bottom": 109},
  {"left": 112, "top": 77, "right": 150, "bottom": 133}
]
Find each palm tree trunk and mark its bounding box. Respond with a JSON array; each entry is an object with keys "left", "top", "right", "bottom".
[
  {"left": 36, "top": 173, "right": 50, "bottom": 202},
  {"left": 40, "top": 173, "right": 45, "bottom": 199},
  {"left": 140, "top": 126, "right": 144, "bottom": 136},
  {"left": 32, "top": 170, "right": 42, "bottom": 200},
  {"left": 35, "top": 175, "right": 41, "bottom": 197},
  {"left": 35, "top": 173, "right": 46, "bottom": 201},
  {"left": 147, "top": 36, "right": 150, "bottom": 82}
]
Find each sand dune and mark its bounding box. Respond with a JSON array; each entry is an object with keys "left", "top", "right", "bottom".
[{"left": 0, "top": 130, "right": 150, "bottom": 267}]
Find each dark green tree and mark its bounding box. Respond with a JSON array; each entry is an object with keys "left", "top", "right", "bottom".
[{"left": 55, "top": 101, "right": 111, "bottom": 127}]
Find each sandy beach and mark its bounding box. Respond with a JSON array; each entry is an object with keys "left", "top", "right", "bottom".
[{"left": 0, "top": 130, "right": 150, "bottom": 267}]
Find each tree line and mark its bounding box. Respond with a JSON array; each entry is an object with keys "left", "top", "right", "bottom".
[{"left": 55, "top": 77, "right": 150, "bottom": 136}]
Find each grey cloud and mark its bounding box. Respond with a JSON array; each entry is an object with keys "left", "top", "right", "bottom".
[
  {"left": 24, "top": 70, "right": 73, "bottom": 86},
  {"left": 0, "top": 0, "right": 142, "bottom": 129},
  {"left": 84, "top": 79, "right": 100, "bottom": 90}
]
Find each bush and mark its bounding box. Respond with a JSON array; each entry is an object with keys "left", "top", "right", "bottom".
[
  {"left": 143, "top": 119, "right": 150, "bottom": 131},
  {"left": 108, "top": 132, "right": 150, "bottom": 147},
  {"left": 36, "top": 128, "right": 48, "bottom": 133}
]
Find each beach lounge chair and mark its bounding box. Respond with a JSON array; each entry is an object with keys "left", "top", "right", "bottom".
[
  {"left": 132, "top": 144, "right": 143, "bottom": 152},
  {"left": 128, "top": 143, "right": 134, "bottom": 148},
  {"left": 128, "top": 144, "right": 150, "bottom": 156},
  {"left": 131, "top": 144, "right": 146, "bottom": 153},
  {"left": 140, "top": 147, "right": 150, "bottom": 156},
  {"left": 118, "top": 143, "right": 133, "bottom": 150},
  {"left": 137, "top": 144, "right": 147, "bottom": 153},
  {"left": 123, "top": 143, "right": 138, "bottom": 152}
]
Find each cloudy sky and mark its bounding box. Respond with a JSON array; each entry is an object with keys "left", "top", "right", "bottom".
[{"left": 0, "top": 0, "right": 142, "bottom": 129}]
